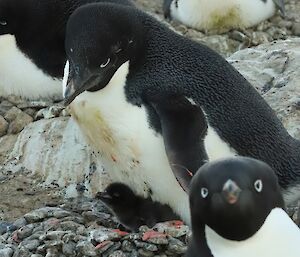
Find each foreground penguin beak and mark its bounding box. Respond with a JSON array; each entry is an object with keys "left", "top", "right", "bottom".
[{"left": 222, "top": 179, "right": 241, "bottom": 204}]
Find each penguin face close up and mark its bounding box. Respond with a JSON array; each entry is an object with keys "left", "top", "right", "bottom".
[
  {"left": 64, "top": 4, "right": 141, "bottom": 105},
  {"left": 190, "top": 157, "right": 284, "bottom": 241}
]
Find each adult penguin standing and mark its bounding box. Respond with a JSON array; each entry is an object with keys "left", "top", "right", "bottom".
[{"left": 63, "top": 3, "right": 300, "bottom": 223}]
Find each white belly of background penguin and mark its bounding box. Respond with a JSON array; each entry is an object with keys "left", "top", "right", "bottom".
[
  {"left": 0, "top": 35, "right": 61, "bottom": 99},
  {"left": 63, "top": 3, "right": 300, "bottom": 224},
  {"left": 163, "top": 0, "right": 285, "bottom": 32}
]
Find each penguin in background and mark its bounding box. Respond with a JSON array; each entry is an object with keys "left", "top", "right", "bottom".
[
  {"left": 0, "top": 0, "right": 133, "bottom": 99},
  {"left": 163, "top": 0, "right": 285, "bottom": 33},
  {"left": 187, "top": 157, "right": 300, "bottom": 257},
  {"left": 63, "top": 3, "right": 300, "bottom": 224},
  {"left": 96, "top": 182, "right": 180, "bottom": 232}
]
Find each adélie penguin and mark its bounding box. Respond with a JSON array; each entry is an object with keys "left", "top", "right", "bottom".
[
  {"left": 96, "top": 182, "right": 180, "bottom": 232},
  {"left": 187, "top": 157, "right": 300, "bottom": 257},
  {"left": 63, "top": 3, "right": 300, "bottom": 224},
  {"left": 0, "top": 0, "right": 133, "bottom": 99},
  {"left": 163, "top": 0, "right": 285, "bottom": 32}
]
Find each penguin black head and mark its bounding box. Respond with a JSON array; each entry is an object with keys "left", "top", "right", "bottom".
[
  {"left": 96, "top": 182, "right": 147, "bottom": 231},
  {"left": 96, "top": 182, "right": 138, "bottom": 209},
  {"left": 64, "top": 3, "right": 143, "bottom": 105},
  {"left": 190, "top": 157, "right": 284, "bottom": 241}
]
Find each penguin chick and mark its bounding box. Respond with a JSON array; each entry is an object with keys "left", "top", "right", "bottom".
[
  {"left": 96, "top": 183, "right": 180, "bottom": 232},
  {"left": 0, "top": 0, "right": 133, "bottom": 99},
  {"left": 163, "top": 0, "right": 285, "bottom": 32},
  {"left": 187, "top": 157, "right": 300, "bottom": 257}
]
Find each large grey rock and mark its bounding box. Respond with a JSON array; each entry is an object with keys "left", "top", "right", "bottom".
[
  {"left": 2, "top": 117, "right": 111, "bottom": 197},
  {"left": 228, "top": 38, "right": 300, "bottom": 139}
]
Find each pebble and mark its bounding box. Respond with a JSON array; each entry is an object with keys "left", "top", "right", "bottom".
[
  {"left": 0, "top": 223, "right": 16, "bottom": 236},
  {"left": 0, "top": 116, "right": 8, "bottom": 137},
  {"left": 292, "top": 22, "right": 300, "bottom": 36},
  {"left": 167, "top": 238, "right": 187, "bottom": 255},
  {"left": 4, "top": 107, "right": 23, "bottom": 123},
  {"left": 20, "top": 239, "right": 40, "bottom": 251},
  {"left": 0, "top": 101, "right": 14, "bottom": 116},
  {"left": 108, "top": 250, "right": 127, "bottom": 257},
  {"left": 16, "top": 224, "right": 35, "bottom": 240},
  {"left": 153, "top": 221, "right": 189, "bottom": 238},
  {"left": 0, "top": 248, "right": 13, "bottom": 257},
  {"left": 35, "top": 106, "right": 64, "bottom": 120},
  {"left": 7, "top": 112, "right": 33, "bottom": 134},
  {"left": 62, "top": 241, "right": 76, "bottom": 256},
  {"left": 76, "top": 241, "right": 97, "bottom": 256}
]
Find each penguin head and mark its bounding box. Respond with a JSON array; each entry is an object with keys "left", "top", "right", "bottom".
[
  {"left": 63, "top": 3, "right": 143, "bottom": 105},
  {"left": 190, "top": 157, "right": 284, "bottom": 241},
  {"left": 96, "top": 182, "right": 139, "bottom": 209},
  {"left": 0, "top": 0, "right": 16, "bottom": 35}
]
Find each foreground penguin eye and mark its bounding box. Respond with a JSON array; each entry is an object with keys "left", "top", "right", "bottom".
[
  {"left": 100, "top": 58, "right": 111, "bottom": 68},
  {"left": 0, "top": 21, "right": 7, "bottom": 26},
  {"left": 201, "top": 187, "right": 209, "bottom": 198},
  {"left": 254, "top": 180, "right": 263, "bottom": 192}
]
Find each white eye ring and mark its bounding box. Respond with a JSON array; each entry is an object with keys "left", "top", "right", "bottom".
[
  {"left": 100, "top": 58, "right": 110, "bottom": 68},
  {"left": 201, "top": 187, "right": 209, "bottom": 198},
  {"left": 254, "top": 180, "right": 263, "bottom": 192},
  {"left": 0, "top": 21, "right": 7, "bottom": 26}
]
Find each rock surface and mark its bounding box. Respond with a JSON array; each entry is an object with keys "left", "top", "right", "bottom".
[
  {"left": 228, "top": 38, "right": 300, "bottom": 139},
  {"left": 0, "top": 198, "right": 190, "bottom": 257}
]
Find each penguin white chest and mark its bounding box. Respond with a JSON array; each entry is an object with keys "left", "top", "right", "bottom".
[
  {"left": 66, "top": 61, "right": 190, "bottom": 223},
  {"left": 205, "top": 208, "right": 300, "bottom": 257}
]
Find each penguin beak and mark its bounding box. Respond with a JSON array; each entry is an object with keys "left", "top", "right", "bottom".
[
  {"left": 222, "top": 179, "right": 241, "bottom": 205},
  {"left": 63, "top": 65, "right": 116, "bottom": 106},
  {"left": 95, "top": 191, "right": 113, "bottom": 202},
  {"left": 273, "top": 0, "right": 285, "bottom": 17}
]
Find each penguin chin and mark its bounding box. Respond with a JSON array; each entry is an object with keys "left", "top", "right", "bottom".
[{"left": 207, "top": 194, "right": 261, "bottom": 241}]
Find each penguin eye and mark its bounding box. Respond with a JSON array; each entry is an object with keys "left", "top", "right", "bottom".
[
  {"left": 100, "top": 58, "right": 110, "bottom": 68},
  {"left": 0, "top": 21, "right": 7, "bottom": 26},
  {"left": 254, "top": 180, "right": 263, "bottom": 192},
  {"left": 201, "top": 187, "right": 209, "bottom": 198}
]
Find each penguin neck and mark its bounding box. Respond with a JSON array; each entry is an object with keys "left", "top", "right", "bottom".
[{"left": 191, "top": 219, "right": 214, "bottom": 257}]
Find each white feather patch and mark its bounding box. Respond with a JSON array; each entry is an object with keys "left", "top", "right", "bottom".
[
  {"left": 205, "top": 208, "right": 300, "bottom": 257},
  {"left": 0, "top": 34, "right": 61, "bottom": 100}
]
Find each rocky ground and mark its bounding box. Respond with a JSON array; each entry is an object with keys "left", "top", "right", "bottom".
[{"left": 0, "top": 0, "right": 300, "bottom": 256}]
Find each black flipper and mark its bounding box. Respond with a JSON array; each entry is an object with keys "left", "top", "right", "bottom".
[
  {"left": 163, "top": 0, "right": 173, "bottom": 18},
  {"left": 147, "top": 94, "right": 208, "bottom": 193},
  {"left": 273, "top": 0, "right": 285, "bottom": 16}
]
